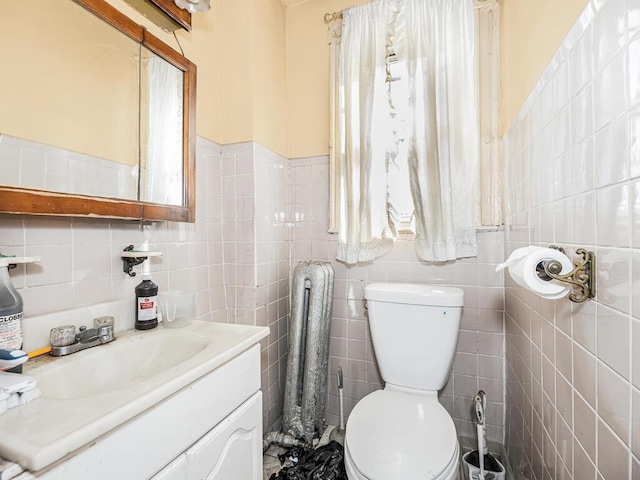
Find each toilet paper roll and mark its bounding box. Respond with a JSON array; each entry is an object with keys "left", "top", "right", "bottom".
[{"left": 496, "top": 246, "right": 574, "bottom": 299}]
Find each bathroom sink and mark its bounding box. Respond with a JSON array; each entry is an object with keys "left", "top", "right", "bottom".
[
  {"left": 36, "top": 329, "right": 210, "bottom": 399},
  {"left": 0, "top": 321, "right": 269, "bottom": 472}
]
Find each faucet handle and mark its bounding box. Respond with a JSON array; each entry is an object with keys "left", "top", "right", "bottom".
[
  {"left": 98, "top": 324, "right": 115, "bottom": 340},
  {"left": 93, "top": 316, "right": 114, "bottom": 329},
  {"left": 50, "top": 325, "right": 76, "bottom": 347}
]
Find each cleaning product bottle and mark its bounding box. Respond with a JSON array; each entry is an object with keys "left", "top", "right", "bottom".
[
  {"left": 0, "top": 260, "right": 24, "bottom": 373},
  {"left": 135, "top": 273, "right": 158, "bottom": 330}
]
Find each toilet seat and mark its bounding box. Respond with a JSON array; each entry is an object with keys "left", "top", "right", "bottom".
[{"left": 344, "top": 389, "right": 459, "bottom": 480}]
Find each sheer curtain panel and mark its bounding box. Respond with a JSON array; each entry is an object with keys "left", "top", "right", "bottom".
[
  {"left": 401, "top": 0, "right": 479, "bottom": 261},
  {"left": 144, "top": 56, "right": 184, "bottom": 206},
  {"left": 336, "top": 0, "right": 397, "bottom": 264}
]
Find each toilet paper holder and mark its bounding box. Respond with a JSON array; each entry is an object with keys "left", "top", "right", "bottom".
[{"left": 535, "top": 246, "right": 595, "bottom": 303}]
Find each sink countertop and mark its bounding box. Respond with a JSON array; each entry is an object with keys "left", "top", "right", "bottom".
[{"left": 0, "top": 321, "right": 269, "bottom": 472}]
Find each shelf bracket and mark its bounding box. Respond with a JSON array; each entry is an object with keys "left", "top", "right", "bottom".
[{"left": 122, "top": 245, "right": 149, "bottom": 277}]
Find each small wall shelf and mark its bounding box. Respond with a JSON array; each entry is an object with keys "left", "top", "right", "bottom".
[
  {"left": 121, "top": 246, "right": 162, "bottom": 277},
  {"left": 0, "top": 255, "right": 41, "bottom": 270}
]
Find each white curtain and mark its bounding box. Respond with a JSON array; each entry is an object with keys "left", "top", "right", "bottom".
[
  {"left": 336, "top": 0, "right": 397, "bottom": 264},
  {"left": 145, "top": 56, "right": 184, "bottom": 206},
  {"left": 401, "top": 0, "right": 478, "bottom": 261},
  {"left": 336, "top": 0, "right": 478, "bottom": 264}
]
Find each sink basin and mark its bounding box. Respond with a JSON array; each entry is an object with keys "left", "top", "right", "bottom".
[
  {"left": 0, "top": 321, "right": 269, "bottom": 472},
  {"left": 36, "top": 330, "right": 210, "bottom": 399}
]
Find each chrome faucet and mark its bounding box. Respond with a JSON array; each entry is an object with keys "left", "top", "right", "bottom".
[{"left": 50, "top": 317, "right": 116, "bottom": 357}]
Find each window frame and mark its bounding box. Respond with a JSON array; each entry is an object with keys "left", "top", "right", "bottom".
[{"left": 326, "top": 0, "right": 501, "bottom": 233}]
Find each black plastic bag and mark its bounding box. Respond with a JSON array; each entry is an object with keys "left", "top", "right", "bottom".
[{"left": 269, "top": 441, "right": 348, "bottom": 480}]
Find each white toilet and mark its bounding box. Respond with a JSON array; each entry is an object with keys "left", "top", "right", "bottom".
[{"left": 344, "top": 283, "right": 464, "bottom": 480}]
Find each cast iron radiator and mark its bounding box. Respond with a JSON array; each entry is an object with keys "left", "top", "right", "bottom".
[{"left": 282, "top": 261, "right": 335, "bottom": 443}]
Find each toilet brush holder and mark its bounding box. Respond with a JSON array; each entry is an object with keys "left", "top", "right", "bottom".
[{"left": 462, "top": 451, "right": 506, "bottom": 480}]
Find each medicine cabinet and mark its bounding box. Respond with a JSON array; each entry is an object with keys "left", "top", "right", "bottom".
[{"left": 0, "top": 0, "right": 197, "bottom": 222}]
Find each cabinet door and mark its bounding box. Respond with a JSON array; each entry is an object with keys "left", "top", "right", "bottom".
[
  {"left": 152, "top": 455, "right": 188, "bottom": 480},
  {"left": 186, "top": 392, "right": 262, "bottom": 480}
]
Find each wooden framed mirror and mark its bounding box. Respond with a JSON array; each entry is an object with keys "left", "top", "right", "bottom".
[{"left": 0, "top": 0, "right": 196, "bottom": 222}]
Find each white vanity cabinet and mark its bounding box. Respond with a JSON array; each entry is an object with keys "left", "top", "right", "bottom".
[
  {"left": 17, "top": 344, "right": 264, "bottom": 480},
  {"left": 153, "top": 455, "right": 187, "bottom": 480},
  {"left": 154, "top": 392, "right": 262, "bottom": 480}
]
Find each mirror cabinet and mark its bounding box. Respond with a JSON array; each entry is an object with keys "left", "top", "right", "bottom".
[{"left": 0, "top": 0, "right": 197, "bottom": 222}]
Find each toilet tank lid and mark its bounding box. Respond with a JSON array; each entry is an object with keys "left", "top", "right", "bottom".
[{"left": 365, "top": 283, "right": 464, "bottom": 307}]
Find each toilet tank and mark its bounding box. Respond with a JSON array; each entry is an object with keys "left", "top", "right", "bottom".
[{"left": 365, "top": 283, "right": 463, "bottom": 391}]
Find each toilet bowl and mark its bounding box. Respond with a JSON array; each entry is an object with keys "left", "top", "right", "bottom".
[
  {"left": 344, "top": 389, "right": 459, "bottom": 479},
  {"left": 344, "top": 283, "right": 464, "bottom": 480}
]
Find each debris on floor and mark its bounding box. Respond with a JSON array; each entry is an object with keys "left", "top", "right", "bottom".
[
  {"left": 264, "top": 445, "right": 289, "bottom": 480},
  {"left": 268, "top": 440, "right": 347, "bottom": 480}
]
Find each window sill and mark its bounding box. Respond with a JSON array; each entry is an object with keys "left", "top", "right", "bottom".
[{"left": 326, "top": 224, "right": 504, "bottom": 235}]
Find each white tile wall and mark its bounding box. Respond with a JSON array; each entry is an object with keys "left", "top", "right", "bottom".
[
  {"left": 0, "top": 136, "right": 293, "bottom": 433},
  {"left": 0, "top": 136, "right": 223, "bottom": 321},
  {"left": 289, "top": 156, "right": 507, "bottom": 444},
  {"left": 220, "top": 142, "right": 291, "bottom": 431},
  {"left": 503, "top": 0, "right": 640, "bottom": 478},
  {"left": 0, "top": 133, "right": 138, "bottom": 200},
  {"left": 0, "top": 137, "right": 505, "bottom": 446}
]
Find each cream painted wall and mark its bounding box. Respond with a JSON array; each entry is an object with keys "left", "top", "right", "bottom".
[
  {"left": 1, "top": 0, "right": 140, "bottom": 166},
  {"left": 217, "top": 0, "right": 288, "bottom": 157},
  {"left": 500, "top": 0, "right": 589, "bottom": 133},
  {"left": 209, "top": 0, "right": 288, "bottom": 156},
  {"left": 253, "top": 0, "right": 288, "bottom": 157},
  {"left": 218, "top": 0, "right": 254, "bottom": 146},
  {"left": 4, "top": 0, "right": 593, "bottom": 165},
  {"left": 287, "top": 0, "right": 591, "bottom": 156},
  {"left": 286, "top": 0, "right": 370, "bottom": 159},
  {"left": 0, "top": 0, "right": 222, "bottom": 160},
  {"left": 3, "top": 0, "right": 288, "bottom": 158}
]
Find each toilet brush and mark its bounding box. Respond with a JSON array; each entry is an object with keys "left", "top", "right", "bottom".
[
  {"left": 476, "top": 392, "right": 486, "bottom": 479},
  {"left": 467, "top": 390, "right": 502, "bottom": 480},
  {"left": 329, "top": 366, "right": 345, "bottom": 445},
  {"left": 338, "top": 366, "right": 345, "bottom": 432}
]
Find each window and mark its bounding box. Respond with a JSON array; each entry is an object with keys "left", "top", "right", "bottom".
[
  {"left": 386, "top": 55, "right": 415, "bottom": 232},
  {"left": 325, "top": 0, "right": 501, "bottom": 233}
]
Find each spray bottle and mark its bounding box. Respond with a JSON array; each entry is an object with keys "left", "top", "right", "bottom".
[{"left": 0, "top": 255, "right": 40, "bottom": 373}]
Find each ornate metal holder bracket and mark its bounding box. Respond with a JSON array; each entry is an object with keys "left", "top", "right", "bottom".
[
  {"left": 121, "top": 245, "right": 162, "bottom": 277},
  {"left": 122, "top": 246, "right": 147, "bottom": 277},
  {"left": 539, "top": 247, "right": 596, "bottom": 303}
]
